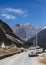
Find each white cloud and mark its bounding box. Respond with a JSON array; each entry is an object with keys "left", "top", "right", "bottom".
[
  {"left": 23, "top": 15, "right": 27, "bottom": 17},
  {"left": 1, "top": 14, "right": 16, "bottom": 19},
  {"left": 3, "top": 8, "right": 27, "bottom": 17},
  {"left": 0, "top": 8, "right": 27, "bottom": 19},
  {"left": 4, "top": 8, "right": 25, "bottom": 14}
]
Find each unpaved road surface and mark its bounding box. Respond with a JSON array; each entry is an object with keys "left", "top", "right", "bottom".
[{"left": 0, "top": 52, "right": 44, "bottom": 65}]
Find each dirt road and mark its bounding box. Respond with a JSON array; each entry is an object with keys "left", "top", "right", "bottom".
[{"left": 0, "top": 52, "right": 44, "bottom": 65}]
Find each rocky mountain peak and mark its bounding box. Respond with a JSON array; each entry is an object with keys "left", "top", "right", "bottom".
[{"left": 12, "top": 23, "right": 41, "bottom": 41}]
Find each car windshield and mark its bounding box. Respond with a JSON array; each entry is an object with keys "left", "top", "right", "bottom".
[
  {"left": 28, "top": 46, "right": 40, "bottom": 50},
  {"left": 29, "top": 47, "right": 36, "bottom": 50}
]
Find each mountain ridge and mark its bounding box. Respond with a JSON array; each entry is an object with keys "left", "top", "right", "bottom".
[{"left": 12, "top": 23, "right": 41, "bottom": 41}]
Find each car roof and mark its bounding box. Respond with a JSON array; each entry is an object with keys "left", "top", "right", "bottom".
[{"left": 29, "top": 46, "right": 40, "bottom": 50}]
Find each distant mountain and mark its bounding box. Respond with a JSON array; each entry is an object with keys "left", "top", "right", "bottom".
[
  {"left": 37, "top": 28, "right": 46, "bottom": 48},
  {"left": 42, "top": 26, "right": 46, "bottom": 29},
  {"left": 12, "top": 24, "right": 46, "bottom": 48},
  {"left": 25, "top": 28, "right": 46, "bottom": 48},
  {"left": 12, "top": 23, "right": 41, "bottom": 41}
]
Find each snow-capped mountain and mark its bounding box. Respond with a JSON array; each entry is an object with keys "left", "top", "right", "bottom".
[
  {"left": 42, "top": 26, "right": 46, "bottom": 29},
  {"left": 12, "top": 23, "right": 41, "bottom": 41}
]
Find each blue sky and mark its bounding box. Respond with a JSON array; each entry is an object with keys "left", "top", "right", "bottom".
[{"left": 0, "top": 0, "right": 46, "bottom": 28}]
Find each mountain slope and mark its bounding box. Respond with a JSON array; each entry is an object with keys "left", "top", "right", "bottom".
[
  {"left": 12, "top": 24, "right": 41, "bottom": 41},
  {"left": 25, "top": 28, "right": 46, "bottom": 48}
]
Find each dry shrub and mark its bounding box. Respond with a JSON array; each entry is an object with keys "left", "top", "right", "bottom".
[
  {"left": 0, "top": 47, "right": 21, "bottom": 56},
  {"left": 39, "top": 59, "right": 46, "bottom": 64},
  {"left": 39, "top": 53, "right": 46, "bottom": 65}
]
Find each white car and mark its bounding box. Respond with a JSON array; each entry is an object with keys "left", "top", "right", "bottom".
[
  {"left": 28, "top": 47, "right": 37, "bottom": 57},
  {"left": 28, "top": 46, "right": 43, "bottom": 57},
  {"left": 28, "top": 49, "right": 36, "bottom": 57},
  {"left": 28, "top": 46, "right": 43, "bottom": 53}
]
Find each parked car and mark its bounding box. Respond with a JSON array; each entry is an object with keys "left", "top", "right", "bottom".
[
  {"left": 28, "top": 46, "right": 43, "bottom": 57},
  {"left": 28, "top": 46, "right": 43, "bottom": 53},
  {"left": 28, "top": 49, "right": 36, "bottom": 57}
]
